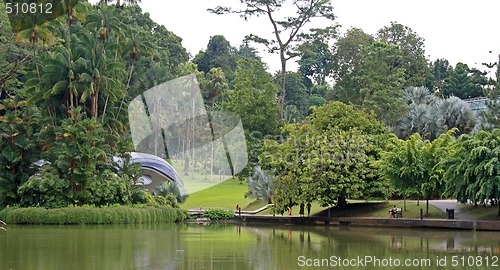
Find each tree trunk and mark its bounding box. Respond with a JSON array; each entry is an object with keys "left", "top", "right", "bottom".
[
  {"left": 278, "top": 50, "right": 286, "bottom": 113},
  {"left": 426, "top": 197, "right": 429, "bottom": 217},
  {"left": 117, "top": 60, "right": 134, "bottom": 119},
  {"left": 403, "top": 194, "right": 407, "bottom": 211},
  {"left": 337, "top": 194, "right": 348, "bottom": 208}
]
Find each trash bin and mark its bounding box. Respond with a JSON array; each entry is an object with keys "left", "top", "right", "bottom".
[{"left": 446, "top": 208, "right": 454, "bottom": 219}]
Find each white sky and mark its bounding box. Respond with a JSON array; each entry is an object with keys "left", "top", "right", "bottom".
[{"left": 92, "top": 0, "right": 500, "bottom": 74}]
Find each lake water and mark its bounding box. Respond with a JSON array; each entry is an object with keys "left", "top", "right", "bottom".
[{"left": 1, "top": 223, "right": 500, "bottom": 269}]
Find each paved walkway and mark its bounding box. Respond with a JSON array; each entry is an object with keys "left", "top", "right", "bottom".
[{"left": 430, "top": 200, "right": 477, "bottom": 220}]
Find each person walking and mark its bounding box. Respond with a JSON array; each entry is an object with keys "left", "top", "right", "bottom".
[
  {"left": 306, "top": 202, "right": 311, "bottom": 216},
  {"left": 299, "top": 203, "right": 305, "bottom": 217}
]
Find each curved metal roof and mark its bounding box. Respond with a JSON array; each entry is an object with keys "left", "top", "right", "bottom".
[{"left": 128, "top": 152, "right": 184, "bottom": 188}]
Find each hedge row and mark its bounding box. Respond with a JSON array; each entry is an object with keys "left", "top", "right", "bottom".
[{"left": 0, "top": 205, "right": 187, "bottom": 225}]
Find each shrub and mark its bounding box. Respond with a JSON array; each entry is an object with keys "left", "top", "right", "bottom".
[
  {"left": 202, "top": 209, "right": 235, "bottom": 220},
  {"left": 0, "top": 205, "right": 187, "bottom": 225},
  {"left": 17, "top": 166, "right": 71, "bottom": 208}
]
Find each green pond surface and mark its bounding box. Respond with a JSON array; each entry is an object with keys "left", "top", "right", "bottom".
[{"left": 1, "top": 223, "right": 500, "bottom": 270}]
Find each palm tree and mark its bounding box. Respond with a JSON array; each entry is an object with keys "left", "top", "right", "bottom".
[
  {"left": 435, "top": 96, "right": 476, "bottom": 136},
  {"left": 117, "top": 30, "right": 153, "bottom": 117},
  {"left": 394, "top": 103, "right": 433, "bottom": 140},
  {"left": 245, "top": 166, "right": 275, "bottom": 204},
  {"left": 85, "top": 5, "right": 125, "bottom": 42},
  {"left": 74, "top": 31, "right": 126, "bottom": 119},
  {"left": 403, "top": 86, "right": 435, "bottom": 107},
  {"left": 395, "top": 86, "right": 477, "bottom": 141}
]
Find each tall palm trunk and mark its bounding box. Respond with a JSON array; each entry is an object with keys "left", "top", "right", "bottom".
[
  {"left": 66, "top": 1, "right": 74, "bottom": 109},
  {"left": 116, "top": 59, "right": 134, "bottom": 119}
]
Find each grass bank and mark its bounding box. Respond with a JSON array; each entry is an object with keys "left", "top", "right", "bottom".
[
  {"left": 181, "top": 178, "right": 255, "bottom": 210},
  {"left": 0, "top": 205, "right": 187, "bottom": 225},
  {"left": 459, "top": 204, "right": 500, "bottom": 220}
]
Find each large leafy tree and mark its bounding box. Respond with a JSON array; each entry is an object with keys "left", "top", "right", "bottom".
[
  {"left": 443, "top": 130, "right": 500, "bottom": 215},
  {"left": 276, "top": 72, "right": 309, "bottom": 117},
  {"left": 330, "top": 28, "right": 373, "bottom": 88},
  {"left": 334, "top": 41, "right": 406, "bottom": 126},
  {"left": 222, "top": 58, "right": 281, "bottom": 172},
  {"left": 377, "top": 131, "right": 454, "bottom": 215},
  {"left": 376, "top": 22, "right": 430, "bottom": 88},
  {"left": 193, "top": 35, "right": 238, "bottom": 76},
  {"left": 210, "top": 0, "right": 336, "bottom": 111},
  {"left": 222, "top": 58, "right": 281, "bottom": 137},
  {"left": 298, "top": 38, "right": 333, "bottom": 85},
  {"left": 261, "top": 102, "right": 388, "bottom": 212}
]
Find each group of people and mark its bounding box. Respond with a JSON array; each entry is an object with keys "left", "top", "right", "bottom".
[
  {"left": 283, "top": 202, "right": 312, "bottom": 217},
  {"left": 297, "top": 202, "right": 312, "bottom": 217}
]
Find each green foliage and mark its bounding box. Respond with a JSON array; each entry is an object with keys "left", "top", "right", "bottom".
[
  {"left": 429, "top": 58, "right": 452, "bottom": 92},
  {"left": 0, "top": 2, "right": 191, "bottom": 210},
  {"left": 376, "top": 22, "right": 429, "bottom": 88},
  {"left": 298, "top": 39, "right": 334, "bottom": 85},
  {"left": 395, "top": 87, "right": 477, "bottom": 141},
  {"left": 144, "top": 192, "right": 179, "bottom": 208},
  {"left": 0, "top": 4, "right": 31, "bottom": 98},
  {"left": 18, "top": 166, "right": 70, "bottom": 208},
  {"left": 154, "top": 181, "right": 188, "bottom": 204},
  {"left": 330, "top": 28, "right": 374, "bottom": 87},
  {"left": 333, "top": 41, "right": 407, "bottom": 126},
  {"left": 0, "top": 98, "right": 41, "bottom": 207},
  {"left": 200, "top": 67, "right": 229, "bottom": 107},
  {"left": 441, "top": 63, "right": 486, "bottom": 99},
  {"left": 442, "top": 130, "right": 500, "bottom": 207},
  {"left": 261, "top": 102, "right": 389, "bottom": 212},
  {"left": 0, "top": 205, "right": 186, "bottom": 224},
  {"left": 277, "top": 72, "right": 309, "bottom": 117},
  {"left": 224, "top": 58, "right": 280, "bottom": 132},
  {"left": 193, "top": 35, "right": 238, "bottom": 77},
  {"left": 483, "top": 54, "right": 500, "bottom": 129},
  {"left": 202, "top": 209, "right": 235, "bottom": 220},
  {"left": 245, "top": 166, "right": 274, "bottom": 204},
  {"left": 377, "top": 130, "right": 455, "bottom": 214}
]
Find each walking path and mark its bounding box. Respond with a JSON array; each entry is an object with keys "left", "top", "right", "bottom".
[{"left": 430, "top": 200, "right": 477, "bottom": 220}]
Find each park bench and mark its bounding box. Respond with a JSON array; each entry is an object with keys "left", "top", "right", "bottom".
[{"left": 394, "top": 208, "right": 402, "bottom": 218}]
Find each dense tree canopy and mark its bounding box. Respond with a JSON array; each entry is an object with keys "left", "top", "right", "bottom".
[
  {"left": 441, "top": 63, "right": 486, "bottom": 99},
  {"left": 377, "top": 131, "right": 455, "bottom": 215},
  {"left": 260, "top": 102, "right": 389, "bottom": 211},
  {"left": 443, "top": 130, "right": 500, "bottom": 214}
]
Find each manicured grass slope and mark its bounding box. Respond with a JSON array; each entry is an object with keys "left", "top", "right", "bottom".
[
  {"left": 181, "top": 178, "right": 255, "bottom": 210},
  {"left": 459, "top": 204, "right": 500, "bottom": 220}
]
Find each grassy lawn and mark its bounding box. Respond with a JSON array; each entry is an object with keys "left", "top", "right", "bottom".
[
  {"left": 459, "top": 204, "right": 500, "bottom": 220},
  {"left": 367, "top": 200, "right": 445, "bottom": 219},
  {"left": 170, "top": 160, "right": 234, "bottom": 194},
  {"left": 180, "top": 178, "right": 255, "bottom": 210}
]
